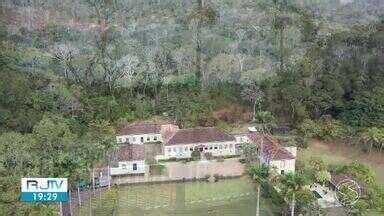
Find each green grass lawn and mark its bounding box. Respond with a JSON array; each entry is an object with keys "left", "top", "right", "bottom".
[
  {"left": 76, "top": 177, "right": 282, "bottom": 216},
  {"left": 298, "top": 139, "right": 384, "bottom": 187}
]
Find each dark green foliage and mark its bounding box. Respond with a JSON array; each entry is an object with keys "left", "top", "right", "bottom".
[
  {"left": 191, "top": 150, "right": 201, "bottom": 161},
  {"left": 339, "top": 88, "right": 384, "bottom": 127},
  {"left": 0, "top": 0, "right": 384, "bottom": 214}
]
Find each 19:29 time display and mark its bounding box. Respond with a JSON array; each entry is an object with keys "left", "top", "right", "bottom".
[{"left": 32, "top": 192, "right": 58, "bottom": 201}]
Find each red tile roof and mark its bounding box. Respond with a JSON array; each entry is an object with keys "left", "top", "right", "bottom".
[
  {"left": 117, "top": 123, "right": 161, "bottom": 135},
  {"left": 165, "top": 127, "right": 235, "bottom": 145},
  {"left": 117, "top": 144, "right": 145, "bottom": 161},
  {"left": 247, "top": 133, "right": 295, "bottom": 160}
]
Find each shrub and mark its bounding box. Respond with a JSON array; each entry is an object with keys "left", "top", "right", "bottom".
[
  {"left": 295, "top": 136, "right": 309, "bottom": 149},
  {"left": 309, "top": 157, "right": 326, "bottom": 171},
  {"left": 216, "top": 156, "right": 224, "bottom": 162},
  {"left": 204, "top": 152, "right": 213, "bottom": 160},
  {"left": 297, "top": 119, "right": 321, "bottom": 138},
  {"left": 315, "top": 170, "right": 331, "bottom": 185},
  {"left": 297, "top": 118, "right": 348, "bottom": 140},
  {"left": 191, "top": 150, "right": 201, "bottom": 161},
  {"left": 239, "top": 158, "right": 247, "bottom": 163}
]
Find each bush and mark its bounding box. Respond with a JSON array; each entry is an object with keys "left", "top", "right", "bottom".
[
  {"left": 191, "top": 150, "right": 201, "bottom": 161},
  {"left": 297, "top": 118, "right": 348, "bottom": 140},
  {"left": 295, "top": 136, "right": 309, "bottom": 149},
  {"left": 262, "top": 181, "right": 285, "bottom": 205},
  {"left": 239, "top": 158, "right": 247, "bottom": 163},
  {"left": 297, "top": 119, "right": 321, "bottom": 138},
  {"left": 216, "top": 156, "right": 224, "bottom": 162},
  {"left": 204, "top": 152, "right": 213, "bottom": 160},
  {"left": 149, "top": 164, "right": 166, "bottom": 175}
]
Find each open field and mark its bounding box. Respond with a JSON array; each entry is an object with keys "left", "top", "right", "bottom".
[
  {"left": 76, "top": 177, "right": 282, "bottom": 216},
  {"left": 298, "top": 139, "right": 384, "bottom": 187}
]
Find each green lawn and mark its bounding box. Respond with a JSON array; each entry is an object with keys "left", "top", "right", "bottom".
[
  {"left": 76, "top": 177, "right": 282, "bottom": 216},
  {"left": 298, "top": 139, "right": 384, "bottom": 187}
]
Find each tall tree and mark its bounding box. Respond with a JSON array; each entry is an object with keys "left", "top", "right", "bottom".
[
  {"left": 249, "top": 164, "right": 269, "bottom": 216},
  {"left": 279, "top": 172, "right": 307, "bottom": 216},
  {"left": 187, "top": 0, "right": 217, "bottom": 84}
]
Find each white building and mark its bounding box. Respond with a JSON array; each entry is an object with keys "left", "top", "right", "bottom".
[
  {"left": 116, "top": 123, "right": 162, "bottom": 144},
  {"left": 247, "top": 133, "right": 296, "bottom": 174},
  {"left": 110, "top": 144, "right": 146, "bottom": 175},
  {"left": 113, "top": 122, "right": 296, "bottom": 176},
  {"left": 161, "top": 127, "right": 238, "bottom": 159}
]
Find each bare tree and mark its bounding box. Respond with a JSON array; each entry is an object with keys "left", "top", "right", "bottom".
[{"left": 241, "top": 83, "right": 264, "bottom": 121}]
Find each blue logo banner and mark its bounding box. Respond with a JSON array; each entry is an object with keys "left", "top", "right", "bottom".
[{"left": 21, "top": 178, "right": 68, "bottom": 202}]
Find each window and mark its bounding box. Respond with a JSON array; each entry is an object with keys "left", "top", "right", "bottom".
[
  {"left": 204, "top": 147, "right": 208, "bottom": 150},
  {"left": 147, "top": 136, "right": 150, "bottom": 141},
  {"left": 141, "top": 137, "right": 144, "bottom": 143},
  {"left": 190, "top": 147, "right": 193, "bottom": 151},
  {"left": 281, "top": 170, "right": 285, "bottom": 175},
  {"left": 224, "top": 144, "right": 228, "bottom": 149},
  {"left": 214, "top": 146, "right": 218, "bottom": 150},
  {"left": 122, "top": 164, "right": 127, "bottom": 169},
  {"left": 154, "top": 136, "right": 157, "bottom": 141},
  {"left": 209, "top": 146, "right": 213, "bottom": 150},
  {"left": 133, "top": 163, "right": 137, "bottom": 171}
]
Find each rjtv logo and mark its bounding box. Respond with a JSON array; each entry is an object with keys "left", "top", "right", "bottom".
[{"left": 21, "top": 178, "right": 68, "bottom": 202}]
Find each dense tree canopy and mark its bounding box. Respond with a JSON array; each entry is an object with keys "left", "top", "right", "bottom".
[{"left": 0, "top": 0, "right": 383, "bottom": 214}]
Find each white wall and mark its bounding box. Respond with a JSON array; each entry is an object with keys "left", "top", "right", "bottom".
[
  {"left": 116, "top": 133, "right": 162, "bottom": 144},
  {"left": 110, "top": 160, "right": 146, "bottom": 175},
  {"left": 270, "top": 159, "right": 295, "bottom": 175},
  {"left": 163, "top": 141, "right": 237, "bottom": 159}
]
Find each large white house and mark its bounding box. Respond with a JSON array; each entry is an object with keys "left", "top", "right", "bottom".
[
  {"left": 161, "top": 127, "right": 237, "bottom": 159},
  {"left": 111, "top": 122, "right": 296, "bottom": 176},
  {"left": 116, "top": 123, "right": 162, "bottom": 144}
]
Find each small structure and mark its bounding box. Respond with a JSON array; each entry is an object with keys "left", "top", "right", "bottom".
[
  {"left": 247, "top": 133, "right": 296, "bottom": 174},
  {"left": 110, "top": 144, "right": 146, "bottom": 175}
]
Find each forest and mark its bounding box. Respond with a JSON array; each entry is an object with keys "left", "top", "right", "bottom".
[{"left": 0, "top": 0, "right": 384, "bottom": 215}]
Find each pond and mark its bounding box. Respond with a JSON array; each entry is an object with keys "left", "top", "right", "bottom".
[{"left": 76, "top": 177, "right": 281, "bottom": 216}]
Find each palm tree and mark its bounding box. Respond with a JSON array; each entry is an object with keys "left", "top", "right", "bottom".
[
  {"left": 249, "top": 164, "right": 269, "bottom": 216},
  {"left": 279, "top": 172, "right": 307, "bottom": 216},
  {"left": 361, "top": 127, "right": 384, "bottom": 153}
]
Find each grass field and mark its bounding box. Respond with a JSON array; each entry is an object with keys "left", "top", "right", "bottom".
[
  {"left": 76, "top": 177, "right": 282, "bottom": 216},
  {"left": 298, "top": 139, "right": 384, "bottom": 187}
]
